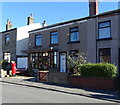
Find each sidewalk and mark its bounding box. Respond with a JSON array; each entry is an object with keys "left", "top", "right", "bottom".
[{"left": 1, "top": 76, "right": 120, "bottom": 103}]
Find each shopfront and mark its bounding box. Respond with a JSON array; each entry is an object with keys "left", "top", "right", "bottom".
[{"left": 29, "top": 51, "right": 58, "bottom": 70}]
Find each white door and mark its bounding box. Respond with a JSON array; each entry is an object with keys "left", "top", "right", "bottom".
[
  {"left": 60, "top": 53, "right": 66, "bottom": 72},
  {"left": 17, "top": 57, "right": 28, "bottom": 69}
]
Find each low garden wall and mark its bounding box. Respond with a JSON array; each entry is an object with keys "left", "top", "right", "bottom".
[
  {"left": 68, "top": 76, "right": 116, "bottom": 91},
  {"left": 37, "top": 62, "right": 119, "bottom": 91},
  {"left": 68, "top": 63, "right": 118, "bottom": 91},
  {"left": 37, "top": 71, "right": 118, "bottom": 91},
  {"left": 48, "top": 72, "right": 68, "bottom": 85}
]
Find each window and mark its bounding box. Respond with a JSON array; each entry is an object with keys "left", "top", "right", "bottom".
[
  {"left": 54, "top": 52, "right": 57, "bottom": 66},
  {"left": 70, "top": 27, "right": 79, "bottom": 42},
  {"left": 3, "top": 52, "right": 10, "bottom": 62},
  {"left": 98, "top": 21, "right": 111, "bottom": 39},
  {"left": 5, "top": 34, "right": 10, "bottom": 44},
  {"left": 30, "top": 53, "right": 39, "bottom": 69},
  {"left": 50, "top": 52, "right": 57, "bottom": 69},
  {"left": 99, "top": 48, "right": 111, "bottom": 63},
  {"left": 50, "top": 31, "right": 58, "bottom": 44},
  {"left": 35, "top": 35, "right": 42, "bottom": 46},
  {"left": 69, "top": 50, "right": 78, "bottom": 59},
  {"left": 30, "top": 51, "right": 57, "bottom": 69}
]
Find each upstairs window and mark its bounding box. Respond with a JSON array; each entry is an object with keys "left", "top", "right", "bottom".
[
  {"left": 99, "top": 48, "right": 111, "bottom": 63},
  {"left": 35, "top": 35, "right": 42, "bottom": 46},
  {"left": 50, "top": 31, "right": 58, "bottom": 44},
  {"left": 70, "top": 27, "right": 79, "bottom": 42},
  {"left": 98, "top": 21, "right": 111, "bottom": 39},
  {"left": 5, "top": 34, "right": 10, "bottom": 45}
]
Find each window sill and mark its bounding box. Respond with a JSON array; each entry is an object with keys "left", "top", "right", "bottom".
[
  {"left": 49, "top": 44, "right": 58, "bottom": 46},
  {"left": 34, "top": 46, "right": 42, "bottom": 48},
  {"left": 97, "top": 37, "right": 112, "bottom": 41},
  {"left": 67, "top": 41, "right": 80, "bottom": 44}
]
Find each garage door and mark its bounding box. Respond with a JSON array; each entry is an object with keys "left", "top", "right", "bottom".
[{"left": 17, "top": 57, "right": 28, "bottom": 69}]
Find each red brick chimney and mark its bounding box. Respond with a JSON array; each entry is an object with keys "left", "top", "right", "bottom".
[
  {"left": 6, "top": 19, "right": 12, "bottom": 31},
  {"left": 89, "top": 0, "right": 99, "bottom": 16}
]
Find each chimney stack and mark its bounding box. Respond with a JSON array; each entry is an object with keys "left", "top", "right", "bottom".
[
  {"left": 89, "top": 0, "right": 99, "bottom": 16},
  {"left": 27, "top": 13, "right": 34, "bottom": 25},
  {"left": 6, "top": 19, "right": 12, "bottom": 31}
]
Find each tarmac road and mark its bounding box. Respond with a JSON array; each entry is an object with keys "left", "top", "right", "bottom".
[{"left": 2, "top": 82, "right": 117, "bottom": 103}]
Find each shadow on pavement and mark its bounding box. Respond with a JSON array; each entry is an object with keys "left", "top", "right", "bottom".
[{"left": 22, "top": 76, "right": 120, "bottom": 103}]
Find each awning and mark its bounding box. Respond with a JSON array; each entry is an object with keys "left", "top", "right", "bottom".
[{"left": 22, "top": 48, "right": 58, "bottom": 53}]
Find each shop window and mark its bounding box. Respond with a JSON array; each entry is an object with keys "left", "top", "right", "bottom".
[{"left": 30, "top": 51, "right": 57, "bottom": 70}]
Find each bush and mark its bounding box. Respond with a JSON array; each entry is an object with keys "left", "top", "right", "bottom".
[
  {"left": 81, "top": 63, "right": 117, "bottom": 78},
  {"left": 67, "top": 53, "right": 87, "bottom": 75}
]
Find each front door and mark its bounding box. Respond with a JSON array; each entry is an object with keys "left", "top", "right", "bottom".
[{"left": 60, "top": 53, "right": 66, "bottom": 72}]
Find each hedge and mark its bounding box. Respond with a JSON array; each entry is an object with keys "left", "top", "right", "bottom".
[{"left": 81, "top": 63, "right": 117, "bottom": 78}]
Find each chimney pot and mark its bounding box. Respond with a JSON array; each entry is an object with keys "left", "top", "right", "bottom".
[
  {"left": 30, "top": 13, "right": 33, "bottom": 18},
  {"left": 42, "top": 20, "right": 47, "bottom": 27}
]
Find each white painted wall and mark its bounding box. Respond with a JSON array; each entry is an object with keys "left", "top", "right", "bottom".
[{"left": 16, "top": 23, "right": 41, "bottom": 55}]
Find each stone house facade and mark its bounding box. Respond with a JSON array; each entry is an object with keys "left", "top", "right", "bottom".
[{"left": 23, "top": 9, "right": 120, "bottom": 76}]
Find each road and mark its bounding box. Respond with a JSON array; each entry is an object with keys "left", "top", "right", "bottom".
[{"left": 1, "top": 82, "right": 116, "bottom": 103}]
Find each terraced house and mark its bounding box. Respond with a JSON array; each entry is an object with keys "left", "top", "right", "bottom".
[
  {"left": 23, "top": 1, "right": 120, "bottom": 77},
  {"left": 1, "top": 14, "right": 41, "bottom": 69}
]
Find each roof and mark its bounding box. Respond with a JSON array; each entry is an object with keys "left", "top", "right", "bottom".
[
  {"left": 1, "top": 23, "right": 41, "bottom": 33},
  {"left": 29, "top": 9, "right": 120, "bottom": 33},
  {"left": 1, "top": 28, "right": 17, "bottom": 34}
]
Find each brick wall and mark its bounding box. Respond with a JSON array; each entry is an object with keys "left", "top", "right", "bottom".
[
  {"left": 68, "top": 76, "right": 116, "bottom": 91},
  {"left": 38, "top": 72, "right": 117, "bottom": 91}
]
